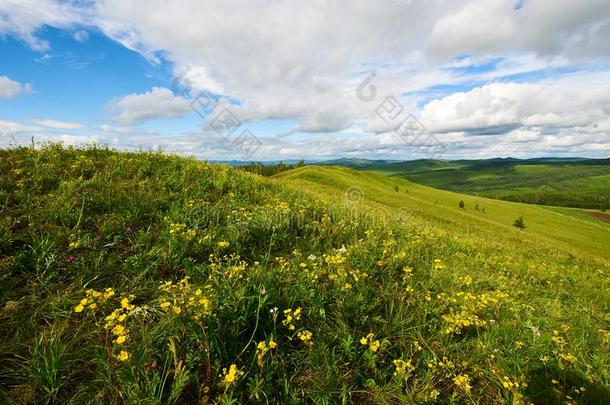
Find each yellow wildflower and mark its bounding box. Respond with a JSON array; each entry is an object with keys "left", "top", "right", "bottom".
[
  {"left": 297, "top": 330, "right": 313, "bottom": 347},
  {"left": 220, "top": 364, "right": 243, "bottom": 387},
  {"left": 117, "top": 350, "right": 130, "bottom": 362},
  {"left": 112, "top": 324, "right": 125, "bottom": 335},
  {"left": 453, "top": 374, "right": 472, "bottom": 392}
]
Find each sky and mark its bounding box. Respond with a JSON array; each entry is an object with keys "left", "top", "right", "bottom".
[{"left": 1, "top": 0, "right": 610, "bottom": 161}]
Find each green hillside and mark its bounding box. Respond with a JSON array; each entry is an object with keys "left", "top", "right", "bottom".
[
  {"left": 1, "top": 146, "right": 609, "bottom": 404},
  {"left": 324, "top": 158, "right": 610, "bottom": 210},
  {"left": 275, "top": 166, "right": 610, "bottom": 261}
]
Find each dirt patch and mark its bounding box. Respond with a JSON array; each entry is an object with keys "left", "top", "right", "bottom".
[{"left": 585, "top": 211, "right": 610, "bottom": 223}]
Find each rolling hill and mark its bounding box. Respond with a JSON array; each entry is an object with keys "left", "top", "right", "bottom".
[
  {"left": 274, "top": 166, "right": 610, "bottom": 261},
  {"left": 320, "top": 157, "right": 610, "bottom": 210}
]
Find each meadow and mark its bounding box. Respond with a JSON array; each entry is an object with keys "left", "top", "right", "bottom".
[
  {"left": 322, "top": 158, "right": 610, "bottom": 210},
  {"left": 0, "top": 145, "right": 609, "bottom": 404}
]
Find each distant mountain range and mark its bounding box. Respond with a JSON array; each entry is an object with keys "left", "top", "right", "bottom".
[{"left": 216, "top": 156, "right": 610, "bottom": 168}]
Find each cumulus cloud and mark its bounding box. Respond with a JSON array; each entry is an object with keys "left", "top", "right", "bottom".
[
  {"left": 0, "top": 0, "right": 85, "bottom": 51},
  {"left": 0, "top": 75, "right": 32, "bottom": 99},
  {"left": 420, "top": 72, "right": 610, "bottom": 135},
  {"left": 426, "top": 0, "right": 610, "bottom": 61},
  {"left": 107, "top": 87, "right": 193, "bottom": 124}
]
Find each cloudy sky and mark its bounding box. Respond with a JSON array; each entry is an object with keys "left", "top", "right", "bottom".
[{"left": 1, "top": 0, "right": 610, "bottom": 161}]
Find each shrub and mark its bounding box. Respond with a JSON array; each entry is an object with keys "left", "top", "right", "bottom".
[
  {"left": 459, "top": 200, "right": 465, "bottom": 209},
  {"left": 513, "top": 216, "right": 525, "bottom": 229}
]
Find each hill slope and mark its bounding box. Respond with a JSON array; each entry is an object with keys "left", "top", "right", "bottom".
[
  {"left": 342, "top": 158, "right": 610, "bottom": 210},
  {"left": 275, "top": 166, "right": 610, "bottom": 261},
  {"left": 0, "top": 146, "right": 609, "bottom": 404},
  {"left": 320, "top": 157, "right": 610, "bottom": 209}
]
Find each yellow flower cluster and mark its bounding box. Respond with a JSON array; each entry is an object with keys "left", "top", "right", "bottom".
[
  {"left": 551, "top": 330, "right": 565, "bottom": 346},
  {"left": 550, "top": 329, "right": 578, "bottom": 367},
  {"left": 453, "top": 374, "right": 472, "bottom": 393},
  {"left": 324, "top": 252, "right": 346, "bottom": 266},
  {"left": 297, "top": 330, "right": 313, "bottom": 347},
  {"left": 501, "top": 376, "right": 527, "bottom": 391},
  {"left": 321, "top": 250, "right": 369, "bottom": 291},
  {"left": 442, "top": 311, "right": 487, "bottom": 335},
  {"left": 558, "top": 352, "right": 577, "bottom": 364},
  {"left": 433, "top": 258, "right": 446, "bottom": 270},
  {"left": 459, "top": 275, "right": 473, "bottom": 286},
  {"left": 427, "top": 356, "right": 455, "bottom": 371},
  {"left": 169, "top": 222, "right": 197, "bottom": 241},
  {"left": 73, "top": 288, "right": 115, "bottom": 313},
  {"left": 299, "top": 260, "right": 324, "bottom": 283},
  {"left": 282, "top": 307, "right": 301, "bottom": 330},
  {"left": 169, "top": 222, "right": 186, "bottom": 234},
  {"left": 104, "top": 296, "right": 137, "bottom": 362},
  {"left": 256, "top": 339, "right": 278, "bottom": 366},
  {"left": 439, "top": 290, "right": 510, "bottom": 335},
  {"left": 360, "top": 333, "right": 380, "bottom": 352},
  {"left": 219, "top": 364, "right": 244, "bottom": 388},
  {"left": 159, "top": 277, "right": 212, "bottom": 321},
  {"left": 393, "top": 359, "right": 414, "bottom": 379},
  {"left": 274, "top": 256, "right": 291, "bottom": 272}
]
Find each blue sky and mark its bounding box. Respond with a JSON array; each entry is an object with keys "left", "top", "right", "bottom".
[{"left": 1, "top": 1, "right": 609, "bottom": 160}]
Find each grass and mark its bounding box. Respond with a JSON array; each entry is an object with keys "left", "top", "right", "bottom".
[
  {"left": 0, "top": 144, "right": 609, "bottom": 404},
  {"left": 324, "top": 158, "right": 610, "bottom": 209},
  {"left": 276, "top": 166, "right": 610, "bottom": 260}
]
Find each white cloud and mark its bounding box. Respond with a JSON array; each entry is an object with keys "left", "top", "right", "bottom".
[
  {"left": 420, "top": 71, "right": 610, "bottom": 135},
  {"left": 99, "top": 124, "right": 132, "bottom": 133},
  {"left": 36, "top": 119, "right": 85, "bottom": 129},
  {"left": 107, "top": 87, "right": 193, "bottom": 124},
  {"left": 0, "top": 75, "right": 32, "bottom": 99},
  {"left": 0, "top": 120, "right": 42, "bottom": 135},
  {"left": 73, "top": 30, "right": 89, "bottom": 42},
  {"left": 426, "top": 0, "right": 610, "bottom": 61},
  {"left": 0, "top": 0, "right": 85, "bottom": 51}
]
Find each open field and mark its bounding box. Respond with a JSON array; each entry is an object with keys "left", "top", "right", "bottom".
[
  {"left": 276, "top": 166, "right": 610, "bottom": 261},
  {"left": 1, "top": 145, "right": 609, "bottom": 404},
  {"left": 321, "top": 158, "right": 610, "bottom": 210}
]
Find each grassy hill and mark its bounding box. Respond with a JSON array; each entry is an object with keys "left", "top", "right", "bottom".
[
  {"left": 275, "top": 166, "right": 610, "bottom": 261},
  {"left": 1, "top": 145, "right": 609, "bottom": 404},
  {"left": 322, "top": 158, "right": 610, "bottom": 210}
]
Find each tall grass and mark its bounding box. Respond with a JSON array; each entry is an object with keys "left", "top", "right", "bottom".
[{"left": 0, "top": 144, "right": 608, "bottom": 403}]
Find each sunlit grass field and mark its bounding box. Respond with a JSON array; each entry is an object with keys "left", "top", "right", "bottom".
[
  {"left": 327, "top": 158, "right": 610, "bottom": 210},
  {"left": 1, "top": 145, "right": 609, "bottom": 404}
]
